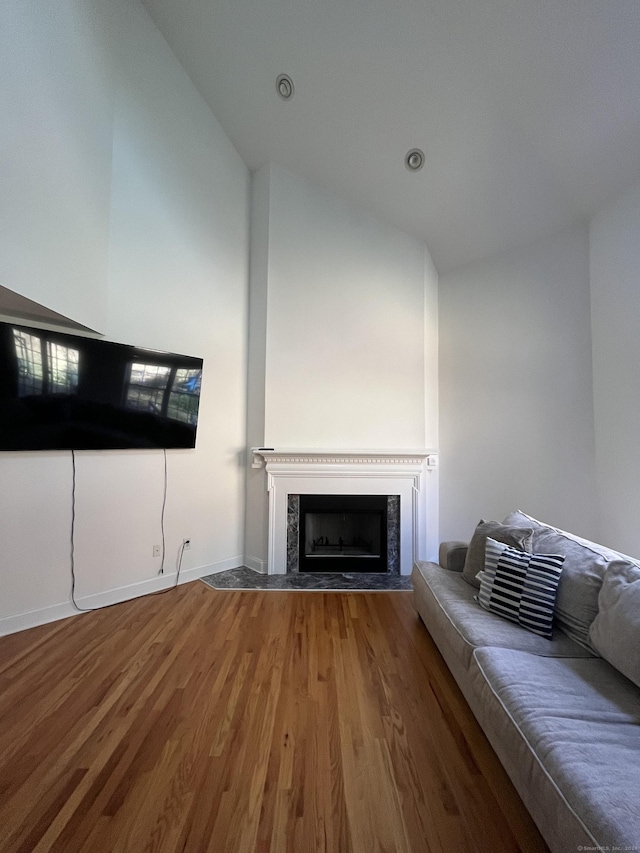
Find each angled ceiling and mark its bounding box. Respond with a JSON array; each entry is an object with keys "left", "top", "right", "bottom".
[{"left": 142, "top": 0, "right": 640, "bottom": 273}]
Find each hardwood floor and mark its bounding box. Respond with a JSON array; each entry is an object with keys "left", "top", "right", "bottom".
[{"left": 0, "top": 583, "right": 548, "bottom": 853}]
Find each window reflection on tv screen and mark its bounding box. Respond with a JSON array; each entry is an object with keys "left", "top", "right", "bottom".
[{"left": 0, "top": 321, "right": 203, "bottom": 450}]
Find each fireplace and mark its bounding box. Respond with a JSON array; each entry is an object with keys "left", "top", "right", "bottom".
[
  {"left": 251, "top": 449, "right": 438, "bottom": 575},
  {"left": 287, "top": 494, "right": 400, "bottom": 574}
]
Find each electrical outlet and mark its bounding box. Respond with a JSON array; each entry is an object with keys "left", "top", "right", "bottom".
[
  {"left": 153, "top": 545, "right": 161, "bottom": 557},
  {"left": 183, "top": 539, "right": 191, "bottom": 550}
]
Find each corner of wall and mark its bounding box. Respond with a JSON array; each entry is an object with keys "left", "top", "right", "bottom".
[{"left": 243, "top": 165, "right": 272, "bottom": 565}]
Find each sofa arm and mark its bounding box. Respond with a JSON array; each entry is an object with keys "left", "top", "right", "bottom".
[{"left": 439, "top": 541, "right": 469, "bottom": 572}]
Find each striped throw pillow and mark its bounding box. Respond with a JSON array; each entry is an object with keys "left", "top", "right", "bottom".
[{"left": 476, "top": 537, "right": 565, "bottom": 638}]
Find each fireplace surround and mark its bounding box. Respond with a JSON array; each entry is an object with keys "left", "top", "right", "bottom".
[{"left": 251, "top": 449, "right": 438, "bottom": 575}]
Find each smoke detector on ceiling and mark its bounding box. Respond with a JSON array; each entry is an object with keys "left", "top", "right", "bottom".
[
  {"left": 405, "top": 148, "right": 425, "bottom": 172},
  {"left": 276, "top": 74, "right": 294, "bottom": 101}
]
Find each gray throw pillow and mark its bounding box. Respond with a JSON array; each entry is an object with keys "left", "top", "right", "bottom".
[
  {"left": 462, "top": 520, "right": 533, "bottom": 588},
  {"left": 589, "top": 560, "right": 640, "bottom": 689}
]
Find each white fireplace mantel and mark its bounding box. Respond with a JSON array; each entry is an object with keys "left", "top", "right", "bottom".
[
  {"left": 251, "top": 447, "right": 439, "bottom": 469},
  {"left": 251, "top": 448, "right": 439, "bottom": 575}
]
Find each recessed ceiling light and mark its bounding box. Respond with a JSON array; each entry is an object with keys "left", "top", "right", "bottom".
[
  {"left": 276, "top": 74, "right": 294, "bottom": 101},
  {"left": 405, "top": 148, "right": 425, "bottom": 172}
]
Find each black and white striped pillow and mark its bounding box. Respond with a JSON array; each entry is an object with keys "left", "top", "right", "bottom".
[{"left": 476, "top": 537, "right": 564, "bottom": 638}]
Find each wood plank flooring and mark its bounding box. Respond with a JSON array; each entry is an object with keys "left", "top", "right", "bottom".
[{"left": 0, "top": 582, "right": 548, "bottom": 853}]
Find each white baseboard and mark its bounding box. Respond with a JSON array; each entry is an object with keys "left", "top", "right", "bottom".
[
  {"left": 195, "top": 555, "right": 245, "bottom": 577},
  {"left": 244, "top": 555, "right": 268, "bottom": 574},
  {"left": 0, "top": 600, "right": 78, "bottom": 638},
  {"left": 0, "top": 555, "right": 244, "bottom": 637}
]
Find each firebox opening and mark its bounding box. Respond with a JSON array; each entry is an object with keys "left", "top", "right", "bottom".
[{"left": 298, "top": 494, "right": 389, "bottom": 573}]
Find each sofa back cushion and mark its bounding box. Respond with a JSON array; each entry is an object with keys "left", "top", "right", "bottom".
[
  {"left": 462, "top": 520, "right": 533, "bottom": 588},
  {"left": 589, "top": 561, "right": 640, "bottom": 689},
  {"left": 502, "top": 510, "right": 640, "bottom": 650}
]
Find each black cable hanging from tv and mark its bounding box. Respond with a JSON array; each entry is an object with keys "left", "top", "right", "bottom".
[{"left": 69, "top": 449, "right": 185, "bottom": 613}]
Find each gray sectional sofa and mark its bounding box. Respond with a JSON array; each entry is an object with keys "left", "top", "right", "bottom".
[{"left": 411, "top": 510, "right": 640, "bottom": 853}]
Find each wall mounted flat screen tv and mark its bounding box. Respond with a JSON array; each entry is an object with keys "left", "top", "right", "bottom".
[{"left": 0, "top": 320, "right": 203, "bottom": 450}]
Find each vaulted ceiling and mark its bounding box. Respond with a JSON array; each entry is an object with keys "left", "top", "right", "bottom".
[{"left": 142, "top": 0, "right": 640, "bottom": 273}]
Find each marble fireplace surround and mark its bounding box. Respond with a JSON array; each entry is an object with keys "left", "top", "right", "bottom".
[
  {"left": 287, "top": 494, "right": 401, "bottom": 574},
  {"left": 251, "top": 449, "right": 439, "bottom": 575}
]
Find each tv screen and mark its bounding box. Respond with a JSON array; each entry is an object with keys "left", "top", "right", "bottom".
[{"left": 0, "top": 321, "right": 203, "bottom": 450}]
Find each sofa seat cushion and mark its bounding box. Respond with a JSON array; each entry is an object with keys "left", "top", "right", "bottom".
[
  {"left": 470, "top": 647, "right": 640, "bottom": 852},
  {"left": 411, "top": 561, "right": 590, "bottom": 676}
]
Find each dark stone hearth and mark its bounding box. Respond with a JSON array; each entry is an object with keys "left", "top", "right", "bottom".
[{"left": 201, "top": 567, "right": 412, "bottom": 591}]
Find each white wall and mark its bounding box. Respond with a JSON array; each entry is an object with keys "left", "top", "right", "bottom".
[
  {"left": 439, "top": 226, "right": 598, "bottom": 543},
  {"left": 264, "top": 164, "right": 436, "bottom": 448},
  {"left": 0, "top": 0, "right": 249, "bottom": 634},
  {"left": 0, "top": 0, "right": 115, "bottom": 332},
  {"left": 244, "top": 164, "right": 438, "bottom": 566},
  {"left": 590, "top": 178, "right": 640, "bottom": 557}
]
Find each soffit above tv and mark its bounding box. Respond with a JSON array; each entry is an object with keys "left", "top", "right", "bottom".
[{"left": 0, "top": 284, "right": 97, "bottom": 334}]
